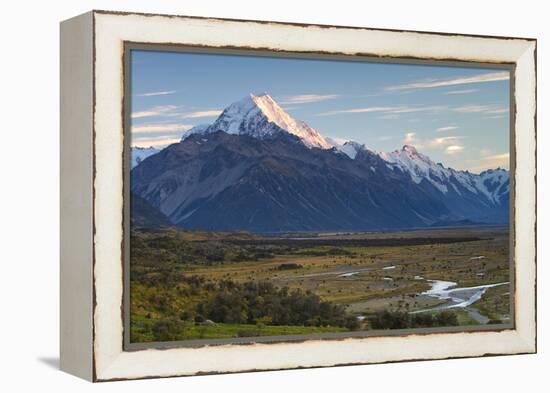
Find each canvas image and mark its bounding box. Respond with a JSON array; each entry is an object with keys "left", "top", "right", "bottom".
[{"left": 127, "top": 49, "right": 511, "bottom": 345}]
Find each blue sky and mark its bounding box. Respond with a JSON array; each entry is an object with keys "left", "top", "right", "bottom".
[{"left": 130, "top": 49, "right": 510, "bottom": 173}]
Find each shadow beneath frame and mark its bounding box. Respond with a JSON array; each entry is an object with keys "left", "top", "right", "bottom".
[{"left": 37, "top": 356, "right": 60, "bottom": 370}]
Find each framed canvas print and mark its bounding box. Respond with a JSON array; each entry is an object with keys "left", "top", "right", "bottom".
[{"left": 60, "top": 10, "right": 537, "bottom": 381}]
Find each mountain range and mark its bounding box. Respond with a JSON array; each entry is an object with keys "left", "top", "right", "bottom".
[{"left": 130, "top": 93, "right": 509, "bottom": 232}]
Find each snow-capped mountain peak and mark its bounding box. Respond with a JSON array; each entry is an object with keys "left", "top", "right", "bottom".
[
  {"left": 181, "top": 93, "right": 334, "bottom": 149},
  {"left": 379, "top": 145, "right": 457, "bottom": 193},
  {"left": 402, "top": 144, "right": 418, "bottom": 155},
  {"left": 390, "top": 145, "right": 433, "bottom": 164},
  {"left": 337, "top": 141, "right": 450, "bottom": 191},
  {"left": 377, "top": 145, "right": 509, "bottom": 202},
  {"left": 336, "top": 140, "right": 365, "bottom": 159},
  {"left": 335, "top": 140, "right": 381, "bottom": 159},
  {"left": 380, "top": 145, "right": 433, "bottom": 167}
]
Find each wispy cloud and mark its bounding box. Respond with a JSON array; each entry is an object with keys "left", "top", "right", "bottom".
[
  {"left": 482, "top": 153, "right": 509, "bottom": 166},
  {"left": 443, "top": 89, "right": 479, "bottom": 95},
  {"left": 131, "top": 135, "right": 182, "bottom": 148},
  {"left": 318, "top": 105, "right": 447, "bottom": 116},
  {"left": 383, "top": 106, "right": 448, "bottom": 114},
  {"left": 486, "top": 108, "right": 509, "bottom": 114},
  {"left": 319, "top": 103, "right": 507, "bottom": 117},
  {"left": 445, "top": 145, "right": 465, "bottom": 155},
  {"left": 436, "top": 126, "right": 458, "bottom": 132},
  {"left": 132, "top": 123, "right": 193, "bottom": 133},
  {"left": 131, "top": 105, "right": 178, "bottom": 119},
  {"left": 430, "top": 136, "right": 464, "bottom": 147},
  {"left": 385, "top": 71, "right": 509, "bottom": 91},
  {"left": 403, "top": 132, "right": 424, "bottom": 148},
  {"left": 320, "top": 106, "right": 395, "bottom": 115},
  {"left": 136, "top": 90, "right": 177, "bottom": 97},
  {"left": 378, "top": 114, "right": 401, "bottom": 120},
  {"left": 404, "top": 132, "right": 416, "bottom": 144},
  {"left": 453, "top": 105, "right": 509, "bottom": 115},
  {"left": 180, "top": 110, "right": 222, "bottom": 119},
  {"left": 402, "top": 133, "right": 464, "bottom": 152},
  {"left": 279, "top": 94, "right": 340, "bottom": 105},
  {"left": 132, "top": 104, "right": 224, "bottom": 121},
  {"left": 453, "top": 105, "right": 493, "bottom": 113},
  {"left": 469, "top": 152, "right": 510, "bottom": 172}
]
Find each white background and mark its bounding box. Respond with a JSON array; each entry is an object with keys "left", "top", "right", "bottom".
[{"left": 0, "top": 0, "right": 546, "bottom": 391}]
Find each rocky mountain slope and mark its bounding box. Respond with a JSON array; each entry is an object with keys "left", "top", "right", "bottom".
[{"left": 130, "top": 94, "right": 509, "bottom": 231}]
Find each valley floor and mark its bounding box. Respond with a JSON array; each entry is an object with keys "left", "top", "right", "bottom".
[{"left": 129, "top": 226, "right": 511, "bottom": 343}]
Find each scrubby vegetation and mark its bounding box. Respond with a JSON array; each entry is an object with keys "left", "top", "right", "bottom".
[
  {"left": 131, "top": 229, "right": 297, "bottom": 267},
  {"left": 198, "top": 280, "right": 358, "bottom": 328},
  {"left": 276, "top": 263, "right": 303, "bottom": 270},
  {"left": 129, "top": 227, "right": 510, "bottom": 343},
  {"left": 130, "top": 228, "right": 483, "bottom": 268},
  {"left": 130, "top": 275, "right": 358, "bottom": 342},
  {"left": 368, "top": 310, "right": 459, "bottom": 330}
]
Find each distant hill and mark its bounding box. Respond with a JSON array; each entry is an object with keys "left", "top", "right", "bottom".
[
  {"left": 429, "top": 219, "right": 485, "bottom": 228},
  {"left": 130, "top": 192, "right": 172, "bottom": 229}
]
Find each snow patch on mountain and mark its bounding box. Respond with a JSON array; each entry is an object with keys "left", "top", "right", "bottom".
[
  {"left": 336, "top": 141, "right": 363, "bottom": 159},
  {"left": 180, "top": 124, "right": 210, "bottom": 140},
  {"left": 131, "top": 146, "right": 160, "bottom": 169},
  {"left": 336, "top": 140, "right": 378, "bottom": 159},
  {"left": 474, "top": 168, "right": 509, "bottom": 203}
]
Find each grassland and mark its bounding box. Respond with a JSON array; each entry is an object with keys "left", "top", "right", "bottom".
[
  {"left": 131, "top": 314, "right": 347, "bottom": 342},
  {"left": 129, "top": 226, "right": 511, "bottom": 343}
]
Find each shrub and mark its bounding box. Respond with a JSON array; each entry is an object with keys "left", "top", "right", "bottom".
[
  {"left": 434, "top": 311, "right": 459, "bottom": 326},
  {"left": 151, "top": 317, "right": 183, "bottom": 341},
  {"left": 369, "top": 310, "right": 409, "bottom": 330},
  {"left": 276, "top": 263, "right": 303, "bottom": 270},
  {"left": 179, "top": 310, "right": 191, "bottom": 321},
  {"left": 237, "top": 329, "right": 261, "bottom": 337},
  {"left": 369, "top": 310, "right": 459, "bottom": 330},
  {"left": 194, "top": 314, "right": 205, "bottom": 324},
  {"left": 345, "top": 316, "right": 361, "bottom": 331}
]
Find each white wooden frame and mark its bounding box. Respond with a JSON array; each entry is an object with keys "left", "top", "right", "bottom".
[{"left": 60, "top": 10, "right": 536, "bottom": 381}]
